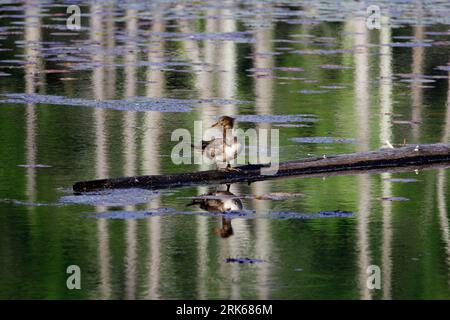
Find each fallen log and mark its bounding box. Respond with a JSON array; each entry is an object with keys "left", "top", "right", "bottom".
[{"left": 73, "top": 143, "right": 450, "bottom": 193}]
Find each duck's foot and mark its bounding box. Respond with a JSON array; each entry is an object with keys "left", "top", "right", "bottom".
[
  {"left": 219, "top": 165, "right": 242, "bottom": 173},
  {"left": 226, "top": 167, "right": 242, "bottom": 172}
]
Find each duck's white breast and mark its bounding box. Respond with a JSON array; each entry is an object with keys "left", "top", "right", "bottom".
[{"left": 224, "top": 142, "right": 242, "bottom": 162}]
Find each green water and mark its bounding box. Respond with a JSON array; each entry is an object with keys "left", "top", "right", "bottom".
[{"left": 1, "top": 1, "right": 450, "bottom": 299}]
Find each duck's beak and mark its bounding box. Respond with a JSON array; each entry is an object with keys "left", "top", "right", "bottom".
[{"left": 211, "top": 121, "right": 220, "bottom": 128}]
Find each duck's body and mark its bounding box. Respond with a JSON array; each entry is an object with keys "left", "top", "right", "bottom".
[
  {"left": 199, "top": 116, "right": 243, "bottom": 171},
  {"left": 187, "top": 189, "right": 243, "bottom": 238},
  {"left": 201, "top": 137, "right": 242, "bottom": 167},
  {"left": 188, "top": 190, "right": 243, "bottom": 213}
]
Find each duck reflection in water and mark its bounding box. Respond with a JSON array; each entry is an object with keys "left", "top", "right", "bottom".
[{"left": 187, "top": 184, "right": 243, "bottom": 238}]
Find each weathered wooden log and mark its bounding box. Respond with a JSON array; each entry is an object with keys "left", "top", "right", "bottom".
[{"left": 73, "top": 143, "right": 450, "bottom": 193}]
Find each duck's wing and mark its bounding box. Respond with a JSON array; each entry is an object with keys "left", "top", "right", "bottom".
[
  {"left": 202, "top": 138, "right": 225, "bottom": 159},
  {"left": 187, "top": 198, "right": 225, "bottom": 212},
  {"left": 202, "top": 138, "right": 223, "bottom": 149}
]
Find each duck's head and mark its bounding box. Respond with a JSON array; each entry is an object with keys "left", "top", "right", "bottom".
[
  {"left": 213, "top": 218, "right": 234, "bottom": 238},
  {"left": 211, "top": 116, "right": 235, "bottom": 130}
]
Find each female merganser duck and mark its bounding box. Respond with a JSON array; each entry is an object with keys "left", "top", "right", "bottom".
[
  {"left": 187, "top": 190, "right": 243, "bottom": 213},
  {"left": 187, "top": 188, "right": 243, "bottom": 238},
  {"left": 201, "top": 116, "right": 243, "bottom": 171}
]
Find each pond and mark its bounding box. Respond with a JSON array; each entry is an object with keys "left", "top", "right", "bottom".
[{"left": 0, "top": 0, "right": 450, "bottom": 299}]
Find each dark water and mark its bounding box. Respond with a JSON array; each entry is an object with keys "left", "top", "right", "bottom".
[{"left": 1, "top": 0, "right": 450, "bottom": 299}]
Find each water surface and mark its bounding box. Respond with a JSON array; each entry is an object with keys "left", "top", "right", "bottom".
[{"left": 1, "top": 0, "right": 450, "bottom": 299}]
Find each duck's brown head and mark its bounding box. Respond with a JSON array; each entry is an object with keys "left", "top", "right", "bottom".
[
  {"left": 211, "top": 116, "right": 235, "bottom": 130},
  {"left": 213, "top": 218, "right": 234, "bottom": 238}
]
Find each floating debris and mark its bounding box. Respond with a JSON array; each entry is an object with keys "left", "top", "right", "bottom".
[
  {"left": 392, "top": 120, "right": 421, "bottom": 125},
  {"left": 275, "top": 66, "right": 304, "bottom": 72},
  {"left": 87, "top": 207, "right": 354, "bottom": 221},
  {"left": 0, "top": 198, "right": 63, "bottom": 207},
  {"left": 290, "top": 137, "right": 356, "bottom": 144},
  {"left": 292, "top": 49, "right": 353, "bottom": 55},
  {"left": 187, "top": 194, "right": 244, "bottom": 201},
  {"left": 319, "top": 64, "right": 352, "bottom": 70},
  {"left": 225, "top": 258, "right": 265, "bottom": 264},
  {"left": 318, "top": 85, "right": 346, "bottom": 89},
  {"left": 384, "top": 42, "right": 432, "bottom": 47},
  {"left": 273, "top": 123, "right": 312, "bottom": 128},
  {"left": 296, "top": 89, "right": 329, "bottom": 94},
  {"left": 16, "top": 164, "right": 52, "bottom": 168},
  {"left": 60, "top": 189, "right": 159, "bottom": 207},
  {"left": 384, "top": 178, "right": 419, "bottom": 183},
  {"left": 276, "top": 76, "right": 306, "bottom": 81},
  {"left": 237, "top": 114, "right": 317, "bottom": 123},
  {"left": 400, "top": 78, "right": 436, "bottom": 83},
  {"left": 89, "top": 209, "right": 252, "bottom": 219},
  {"left": 43, "top": 69, "right": 72, "bottom": 74},
  {"left": 0, "top": 93, "right": 250, "bottom": 113},
  {"left": 381, "top": 197, "right": 410, "bottom": 202},
  {"left": 436, "top": 65, "right": 450, "bottom": 72},
  {"left": 393, "top": 36, "right": 416, "bottom": 40},
  {"left": 424, "top": 31, "right": 450, "bottom": 36},
  {"left": 146, "top": 31, "right": 254, "bottom": 43},
  {"left": 90, "top": 209, "right": 173, "bottom": 220},
  {"left": 255, "top": 192, "right": 305, "bottom": 200},
  {"left": 268, "top": 210, "right": 354, "bottom": 220}
]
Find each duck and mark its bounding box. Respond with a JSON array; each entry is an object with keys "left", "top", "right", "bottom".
[
  {"left": 187, "top": 188, "right": 243, "bottom": 238},
  {"left": 199, "top": 116, "right": 243, "bottom": 171},
  {"left": 187, "top": 190, "right": 243, "bottom": 213}
]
